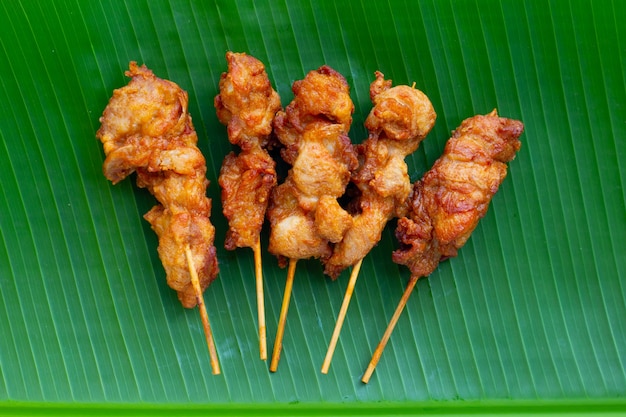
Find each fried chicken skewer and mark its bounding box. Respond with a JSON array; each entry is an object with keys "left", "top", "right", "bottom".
[
  {"left": 361, "top": 110, "right": 523, "bottom": 383},
  {"left": 215, "top": 52, "right": 281, "bottom": 360},
  {"left": 96, "top": 62, "right": 220, "bottom": 374},
  {"left": 266, "top": 66, "right": 358, "bottom": 372},
  {"left": 320, "top": 73, "right": 436, "bottom": 373}
]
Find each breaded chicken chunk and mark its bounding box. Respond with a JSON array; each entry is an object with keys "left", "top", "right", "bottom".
[
  {"left": 97, "top": 62, "right": 218, "bottom": 308},
  {"left": 215, "top": 52, "right": 281, "bottom": 250},
  {"left": 267, "top": 66, "right": 358, "bottom": 263},
  {"left": 393, "top": 110, "right": 523, "bottom": 278},
  {"left": 323, "top": 72, "right": 436, "bottom": 278}
]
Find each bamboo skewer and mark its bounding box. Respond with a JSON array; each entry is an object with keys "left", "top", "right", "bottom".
[
  {"left": 252, "top": 239, "right": 267, "bottom": 360},
  {"left": 185, "top": 245, "right": 221, "bottom": 375},
  {"left": 321, "top": 259, "right": 363, "bottom": 374},
  {"left": 269, "top": 258, "right": 297, "bottom": 372},
  {"left": 361, "top": 275, "right": 419, "bottom": 384}
]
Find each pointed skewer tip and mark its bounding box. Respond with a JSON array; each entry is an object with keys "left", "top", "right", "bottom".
[
  {"left": 269, "top": 258, "right": 297, "bottom": 372},
  {"left": 252, "top": 240, "right": 267, "bottom": 361},
  {"left": 185, "top": 245, "right": 221, "bottom": 375},
  {"left": 321, "top": 258, "right": 363, "bottom": 374},
  {"left": 361, "top": 275, "right": 419, "bottom": 383}
]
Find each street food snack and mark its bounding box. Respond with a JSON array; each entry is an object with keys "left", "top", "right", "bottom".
[
  {"left": 96, "top": 62, "right": 220, "bottom": 374},
  {"left": 362, "top": 110, "right": 523, "bottom": 383},
  {"left": 215, "top": 51, "right": 282, "bottom": 360},
  {"left": 266, "top": 65, "right": 358, "bottom": 371}
]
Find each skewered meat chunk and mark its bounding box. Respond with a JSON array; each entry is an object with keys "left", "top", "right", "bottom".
[
  {"left": 214, "top": 52, "right": 280, "bottom": 150},
  {"left": 219, "top": 150, "right": 276, "bottom": 250},
  {"left": 361, "top": 110, "right": 523, "bottom": 383},
  {"left": 96, "top": 62, "right": 218, "bottom": 308},
  {"left": 267, "top": 66, "right": 358, "bottom": 263},
  {"left": 393, "top": 110, "right": 523, "bottom": 278},
  {"left": 323, "top": 72, "right": 436, "bottom": 278},
  {"left": 215, "top": 52, "right": 281, "bottom": 250}
]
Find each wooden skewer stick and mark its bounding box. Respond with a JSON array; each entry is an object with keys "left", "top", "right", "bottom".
[
  {"left": 252, "top": 239, "right": 267, "bottom": 361},
  {"left": 185, "top": 245, "right": 221, "bottom": 375},
  {"left": 361, "top": 275, "right": 419, "bottom": 384},
  {"left": 269, "top": 258, "right": 297, "bottom": 372},
  {"left": 321, "top": 258, "right": 363, "bottom": 374}
]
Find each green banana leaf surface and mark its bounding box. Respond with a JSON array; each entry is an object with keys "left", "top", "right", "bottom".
[{"left": 0, "top": 0, "right": 625, "bottom": 415}]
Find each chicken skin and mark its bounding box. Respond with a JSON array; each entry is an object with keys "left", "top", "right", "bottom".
[
  {"left": 215, "top": 52, "right": 281, "bottom": 250},
  {"left": 323, "top": 72, "right": 436, "bottom": 278},
  {"left": 393, "top": 110, "right": 523, "bottom": 278},
  {"left": 267, "top": 66, "right": 358, "bottom": 263},
  {"left": 96, "top": 62, "right": 218, "bottom": 308}
]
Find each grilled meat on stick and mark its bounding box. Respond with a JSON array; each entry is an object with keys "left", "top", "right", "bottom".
[
  {"left": 362, "top": 110, "right": 523, "bottom": 383},
  {"left": 215, "top": 52, "right": 281, "bottom": 360},
  {"left": 96, "top": 62, "right": 220, "bottom": 374},
  {"left": 320, "top": 72, "right": 436, "bottom": 373},
  {"left": 267, "top": 66, "right": 358, "bottom": 371}
]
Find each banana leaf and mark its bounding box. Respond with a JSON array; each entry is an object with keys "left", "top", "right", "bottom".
[{"left": 0, "top": 0, "right": 624, "bottom": 414}]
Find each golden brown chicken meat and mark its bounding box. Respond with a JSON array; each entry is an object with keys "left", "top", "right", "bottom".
[
  {"left": 215, "top": 52, "right": 281, "bottom": 250},
  {"left": 392, "top": 110, "right": 523, "bottom": 277},
  {"left": 361, "top": 110, "right": 523, "bottom": 383},
  {"left": 96, "top": 62, "right": 218, "bottom": 309},
  {"left": 266, "top": 66, "right": 358, "bottom": 263},
  {"left": 323, "top": 72, "right": 436, "bottom": 278}
]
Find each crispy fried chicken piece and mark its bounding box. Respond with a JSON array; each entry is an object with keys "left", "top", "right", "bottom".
[
  {"left": 219, "top": 150, "right": 276, "bottom": 249},
  {"left": 267, "top": 66, "right": 358, "bottom": 263},
  {"left": 96, "top": 62, "right": 218, "bottom": 308},
  {"left": 215, "top": 52, "right": 280, "bottom": 151},
  {"left": 215, "top": 52, "right": 281, "bottom": 250},
  {"left": 392, "top": 110, "right": 523, "bottom": 278},
  {"left": 323, "top": 72, "right": 436, "bottom": 278}
]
